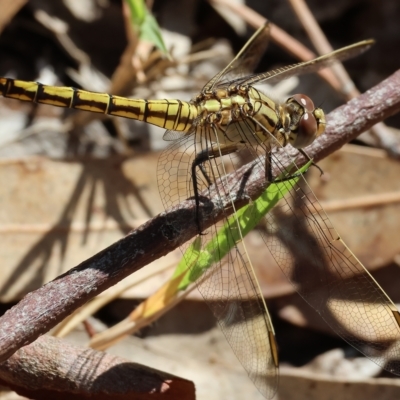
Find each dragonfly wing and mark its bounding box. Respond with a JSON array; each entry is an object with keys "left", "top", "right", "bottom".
[
  {"left": 198, "top": 237, "right": 279, "bottom": 399},
  {"left": 203, "top": 22, "right": 271, "bottom": 92},
  {"left": 157, "top": 132, "right": 279, "bottom": 399},
  {"left": 163, "top": 126, "right": 195, "bottom": 141},
  {"left": 260, "top": 149, "right": 400, "bottom": 372},
  {"left": 240, "top": 39, "right": 374, "bottom": 87}
]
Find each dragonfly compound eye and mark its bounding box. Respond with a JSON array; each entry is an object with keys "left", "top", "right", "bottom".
[
  {"left": 294, "top": 111, "right": 318, "bottom": 148},
  {"left": 287, "top": 94, "right": 322, "bottom": 148},
  {"left": 291, "top": 93, "right": 315, "bottom": 112}
]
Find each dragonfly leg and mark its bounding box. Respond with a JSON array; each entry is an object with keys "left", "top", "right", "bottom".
[
  {"left": 191, "top": 143, "right": 239, "bottom": 233},
  {"left": 266, "top": 149, "right": 314, "bottom": 183},
  {"left": 299, "top": 148, "right": 324, "bottom": 176}
]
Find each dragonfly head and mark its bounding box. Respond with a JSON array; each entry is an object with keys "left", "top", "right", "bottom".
[{"left": 285, "top": 94, "right": 326, "bottom": 149}]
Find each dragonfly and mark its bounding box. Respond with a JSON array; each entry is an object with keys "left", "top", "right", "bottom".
[{"left": 1, "top": 22, "right": 400, "bottom": 399}]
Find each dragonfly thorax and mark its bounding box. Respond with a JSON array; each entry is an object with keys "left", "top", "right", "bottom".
[
  {"left": 196, "top": 90, "right": 247, "bottom": 121},
  {"left": 194, "top": 89, "right": 253, "bottom": 143},
  {"left": 194, "top": 86, "right": 283, "bottom": 147},
  {"left": 194, "top": 86, "right": 325, "bottom": 151}
]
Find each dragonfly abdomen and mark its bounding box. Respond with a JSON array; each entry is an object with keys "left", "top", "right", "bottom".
[{"left": 0, "top": 77, "right": 197, "bottom": 132}]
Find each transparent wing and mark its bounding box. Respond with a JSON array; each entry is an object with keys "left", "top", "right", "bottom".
[
  {"left": 261, "top": 149, "right": 400, "bottom": 371},
  {"left": 157, "top": 129, "right": 279, "bottom": 399},
  {"left": 228, "top": 39, "right": 375, "bottom": 87},
  {"left": 158, "top": 115, "right": 400, "bottom": 400},
  {"left": 156, "top": 23, "right": 397, "bottom": 399},
  {"left": 203, "top": 22, "right": 271, "bottom": 92}
]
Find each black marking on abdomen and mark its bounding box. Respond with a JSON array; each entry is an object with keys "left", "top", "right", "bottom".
[{"left": 4, "top": 80, "right": 36, "bottom": 102}]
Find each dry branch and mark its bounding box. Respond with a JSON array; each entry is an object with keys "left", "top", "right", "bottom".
[
  {"left": 0, "top": 69, "right": 399, "bottom": 365},
  {"left": 0, "top": 335, "right": 195, "bottom": 399},
  {"left": 210, "top": 0, "right": 347, "bottom": 95},
  {"left": 0, "top": 0, "right": 27, "bottom": 34}
]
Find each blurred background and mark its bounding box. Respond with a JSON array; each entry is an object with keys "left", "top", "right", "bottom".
[{"left": 0, "top": 0, "right": 399, "bottom": 399}]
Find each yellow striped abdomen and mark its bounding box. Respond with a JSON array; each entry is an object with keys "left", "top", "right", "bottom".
[{"left": 0, "top": 77, "right": 197, "bottom": 132}]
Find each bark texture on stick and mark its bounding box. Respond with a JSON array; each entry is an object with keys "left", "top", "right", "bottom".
[
  {"left": 0, "top": 335, "right": 195, "bottom": 400},
  {"left": 0, "top": 69, "right": 399, "bottom": 365}
]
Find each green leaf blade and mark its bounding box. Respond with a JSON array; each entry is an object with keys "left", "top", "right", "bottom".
[{"left": 174, "top": 162, "right": 312, "bottom": 291}]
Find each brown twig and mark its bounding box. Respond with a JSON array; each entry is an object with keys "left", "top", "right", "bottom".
[
  {"left": 0, "top": 0, "right": 27, "bottom": 33},
  {"left": 0, "top": 69, "right": 399, "bottom": 364},
  {"left": 320, "top": 191, "right": 400, "bottom": 212},
  {"left": 286, "top": 0, "right": 400, "bottom": 158},
  {"left": 287, "top": 0, "right": 359, "bottom": 98},
  {"left": 209, "top": 0, "right": 346, "bottom": 95},
  {"left": 210, "top": 0, "right": 400, "bottom": 157},
  {"left": 0, "top": 335, "right": 195, "bottom": 399},
  {"left": 309, "top": 69, "right": 400, "bottom": 162}
]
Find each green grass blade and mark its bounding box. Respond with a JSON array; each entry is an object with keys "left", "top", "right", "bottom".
[
  {"left": 123, "top": 0, "right": 169, "bottom": 56},
  {"left": 173, "top": 162, "right": 312, "bottom": 290}
]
